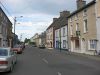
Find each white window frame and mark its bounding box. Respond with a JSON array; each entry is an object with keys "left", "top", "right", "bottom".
[
  {"left": 63, "top": 40, "right": 66, "bottom": 48},
  {"left": 70, "top": 25, "right": 73, "bottom": 35},
  {"left": 88, "top": 40, "right": 97, "bottom": 50},
  {"left": 83, "top": 19, "right": 88, "bottom": 33},
  {"left": 59, "top": 29, "right": 61, "bottom": 38},
  {"left": 70, "top": 17, "right": 72, "bottom": 22},
  {"left": 55, "top": 30, "right": 57, "bottom": 38},
  {"left": 75, "top": 14, "right": 78, "bottom": 21},
  {"left": 76, "top": 23, "right": 79, "bottom": 31},
  {"left": 63, "top": 27, "right": 65, "bottom": 37},
  {"left": 83, "top": 9, "right": 87, "bottom": 17}
]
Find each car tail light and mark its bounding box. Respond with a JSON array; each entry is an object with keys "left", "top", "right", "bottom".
[{"left": 0, "top": 61, "right": 8, "bottom": 64}]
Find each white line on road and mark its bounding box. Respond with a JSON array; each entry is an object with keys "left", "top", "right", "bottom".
[
  {"left": 57, "top": 72, "right": 62, "bottom": 75},
  {"left": 42, "top": 58, "right": 48, "bottom": 64}
]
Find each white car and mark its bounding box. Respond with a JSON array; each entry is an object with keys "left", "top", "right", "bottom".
[{"left": 0, "top": 47, "right": 17, "bottom": 72}]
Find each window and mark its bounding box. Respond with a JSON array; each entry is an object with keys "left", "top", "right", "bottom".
[
  {"left": 84, "top": 19, "right": 88, "bottom": 33},
  {"left": 75, "top": 14, "right": 78, "bottom": 20},
  {"left": 89, "top": 40, "right": 97, "bottom": 50},
  {"left": 70, "top": 25, "right": 73, "bottom": 35},
  {"left": 63, "top": 40, "right": 66, "bottom": 48},
  {"left": 59, "top": 29, "right": 61, "bottom": 37},
  {"left": 83, "top": 9, "right": 87, "bottom": 17},
  {"left": 70, "top": 17, "right": 72, "bottom": 22},
  {"left": 56, "top": 30, "right": 59, "bottom": 38},
  {"left": 76, "top": 23, "right": 79, "bottom": 31},
  {"left": 63, "top": 28, "right": 65, "bottom": 37}
]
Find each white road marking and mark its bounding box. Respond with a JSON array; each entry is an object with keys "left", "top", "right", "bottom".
[
  {"left": 42, "top": 58, "right": 48, "bottom": 64},
  {"left": 57, "top": 72, "right": 62, "bottom": 75}
]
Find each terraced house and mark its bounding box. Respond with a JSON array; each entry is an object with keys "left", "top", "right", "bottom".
[
  {"left": 55, "top": 11, "right": 70, "bottom": 50},
  {"left": 0, "top": 7, "right": 12, "bottom": 47},
  {"left": 46, "top": 21, "right": 54, "bottom": 49},
  {"left": 68, "top": 0, "right": 100, "bottom": 55}
]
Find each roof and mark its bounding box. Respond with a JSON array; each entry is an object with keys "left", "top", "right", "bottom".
[
  {"left": 53, "top": 16, "right": 68, "bottom": 30},
  {"left": 0, "top": 7, "right": 12, "bottom": 25},
  {"left": 68, "top": 0, "right": 96, "bottom": 18},
  {"left": 46, "top": 18, "right": 58, "bottom": 30}
]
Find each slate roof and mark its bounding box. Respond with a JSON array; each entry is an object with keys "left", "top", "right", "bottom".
[{"left": 68, "top": 0, "right": 96, "bottom": 18}]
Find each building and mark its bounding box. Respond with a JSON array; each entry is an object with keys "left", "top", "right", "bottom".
[
  {"left": 32, "top": 33, "right": 39, "bottom": 47},
  {"left": 55, "top": 11, "right": 70, "bottom": 50},
  {"left": 0, "top": 7, "right": 12, "bottom": 47},
  {"left": 12, "top": 33, "right": 19, "bottom": 46},
  {"left": 40, "top": 32, "right": 46, "bottom": 46},
  {"left": 46, "top": 21, "right": 55, "bottom": 49},
  {"left": 95, "top": 0, "right": 100, "bottom": 54},
  {"left": 68, "top": 0, "right": 100, "bottom": 55},
  {"left": 7, "top": 17, "right": 13, "bottom": 47}
]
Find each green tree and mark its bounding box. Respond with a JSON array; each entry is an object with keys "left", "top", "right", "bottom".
[{"left": 24, "top": 38, "right": 30, "bottom": 43}]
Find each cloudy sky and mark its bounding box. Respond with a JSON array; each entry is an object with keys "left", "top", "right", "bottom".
[{"left": 0, "top": 0, "right": 92, "bottom": 41}]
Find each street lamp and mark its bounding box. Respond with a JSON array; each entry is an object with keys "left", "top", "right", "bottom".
[{"left": 13, "top": 16, "right": 23, "bottom": 46}]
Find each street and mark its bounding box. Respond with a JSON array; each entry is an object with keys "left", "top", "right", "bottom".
[{"left": 1, "top": 45, "right": 100, "bottom": 75}]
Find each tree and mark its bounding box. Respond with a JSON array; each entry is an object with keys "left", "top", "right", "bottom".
[{"left": 24, "top": 38, "right": 30, "bottom": 43}]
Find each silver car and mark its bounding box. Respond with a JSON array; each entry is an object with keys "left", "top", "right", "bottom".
[{"left": 0, "top": 47, "right": 17, "bottom": 72}]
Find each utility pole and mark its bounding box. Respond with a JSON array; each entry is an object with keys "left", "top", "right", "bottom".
[{"left": 13, "top": 16, "right": 23, "bottom": 46}]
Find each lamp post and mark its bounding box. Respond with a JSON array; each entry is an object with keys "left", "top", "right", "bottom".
[{"left": 13, "top": 16, "right": 23, "bottom": 46}]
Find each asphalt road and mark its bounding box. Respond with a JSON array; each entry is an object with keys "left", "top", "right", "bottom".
[{"left": 1, "top": 45, "right": 100, "bottom": 75}]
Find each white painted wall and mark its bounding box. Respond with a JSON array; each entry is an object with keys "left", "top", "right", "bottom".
[
  {"left": 55, "top": 26, "right": 68, "bottom": 49},
  {"left": 96, "top": 18, "right": 100, "bottom": 53},
  {"left": 95, "top": 0, "right": 100, "bottom": 54}
]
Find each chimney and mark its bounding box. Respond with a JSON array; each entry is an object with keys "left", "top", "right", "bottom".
[
  {"left": 60, "top": 11, "right": 70, "bottom": 17},
  {"left": 77, "top": 0, "right": 86, "bottom": 9},
  {"left": 53, "top": 18, "right": 58, "bottom": 22}
]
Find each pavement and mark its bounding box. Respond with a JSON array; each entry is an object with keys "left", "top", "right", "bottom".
[{"left": 47, "top": 48, "right": 100, "bottom": 61}]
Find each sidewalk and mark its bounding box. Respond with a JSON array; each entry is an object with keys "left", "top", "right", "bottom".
[{"left": 50, "top": 48, "right": 100, "bottom": 61}]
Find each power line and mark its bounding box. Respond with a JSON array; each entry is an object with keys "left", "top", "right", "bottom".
[{"left": 0, "top": 1, "right": 14, "bottom": 20}]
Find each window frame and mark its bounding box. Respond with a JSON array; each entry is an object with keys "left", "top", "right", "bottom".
[
  {"left": 88, "top": 40, "right": 97, "bottom": 50},
  {"left": 83, "top": 19, "right": 88, "bottom": 33}
]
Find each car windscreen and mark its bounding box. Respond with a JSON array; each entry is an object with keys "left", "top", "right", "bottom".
[{"left": 0, "top": 49, "right": 8, "bottom": 56}]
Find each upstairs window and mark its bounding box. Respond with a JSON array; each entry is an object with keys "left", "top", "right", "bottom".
[
  {"left": 76, "top": 23, "right": 79, "bottom": 31},
  {"left": 75, "top": 14, "right": 78, "bottom": 21},
  {"left": 70, "top": 17, "right": 73, "bottom": 22},
  {"left": 84, "top": 19, "right": 88, "bottom": 33},
  {"left": 63, "top": 28, "right": 65, "bottom": 37},
  {"left": 83, "top": 9, "right": 87, "bottom": 17},
  {"left": 70, "top": 25, "right": 73, "bottom": 35}
]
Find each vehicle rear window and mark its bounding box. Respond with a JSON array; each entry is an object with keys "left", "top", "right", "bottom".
[
  {"left": 14, "top": 45, "right": 20, "bottom": 48},
  {"left": 0, "top": 49, "right": 8, "bottom": 56}
]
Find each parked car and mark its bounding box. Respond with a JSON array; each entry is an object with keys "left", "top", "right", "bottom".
[
  {"left": 39, "top": 44, "right": 45, "bottom": 49},
  {"left": 32, "top": 44, "right": 37, "bottom": 47},
  {"left": 12, "top": 45, "right": 23, "bottom": 54},
  {"left": 0, "top": 47, "right": 17, "bottom": 72}
]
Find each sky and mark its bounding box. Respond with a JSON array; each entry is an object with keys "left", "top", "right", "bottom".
[{"left": 0, "top": 0, "right": 92, "bottom": 41}]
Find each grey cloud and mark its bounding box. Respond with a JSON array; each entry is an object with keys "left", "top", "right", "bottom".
[{"left": 4, "top": 0, "right": 92, "bottom": 15}]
